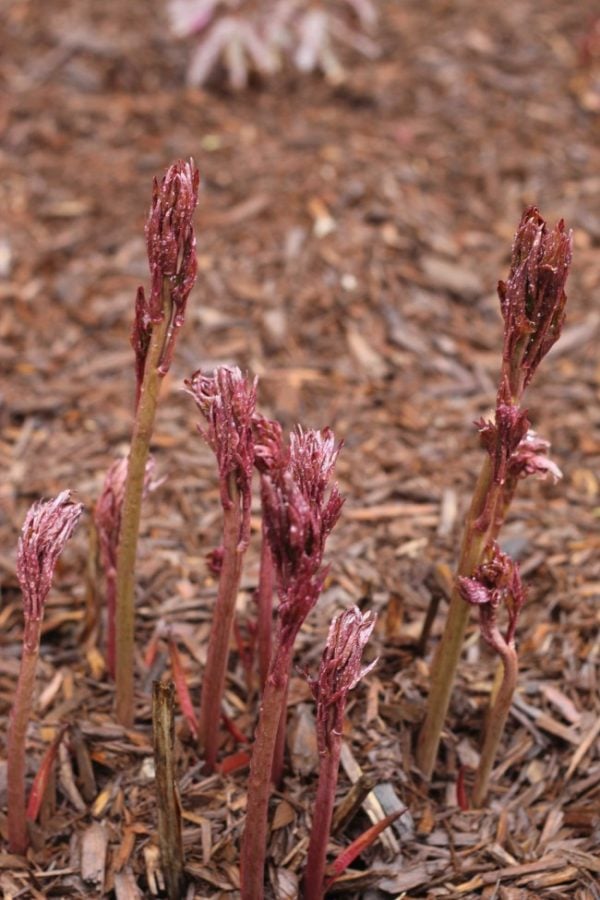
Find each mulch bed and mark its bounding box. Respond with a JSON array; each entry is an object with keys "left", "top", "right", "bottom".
[{"left": 1, "top": 0, "right": 599, "bottom": 896}]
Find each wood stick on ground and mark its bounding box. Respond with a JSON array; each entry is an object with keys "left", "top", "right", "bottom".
[{"left": 152, "top": 680, "right": 185, "bottom": 900}]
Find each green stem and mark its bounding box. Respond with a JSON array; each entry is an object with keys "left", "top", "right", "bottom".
[
  {"left": 417, "top": 457, "right": 500, "bottom": 778},
  {"left": 115, "top": 285, "right": 171, "bottom": 727},
  {"left": 303, "top": 737, "right": 342, "bottom": 900},
  {"left": 241, "top": 648, "right": 293, "bottom": 900},
  {"left": 472, "top": 643, "right": 518, "bottom": 807},
  {"left": 199, "top": 476, "right": 244, "bottom": 772},
  {"left": 7, "top": 622, "right": 40, "bottom": 854}
]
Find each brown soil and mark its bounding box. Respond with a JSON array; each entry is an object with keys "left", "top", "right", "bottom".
[{"left": 1, "top": 0, "right": 599, "bottom": 897}]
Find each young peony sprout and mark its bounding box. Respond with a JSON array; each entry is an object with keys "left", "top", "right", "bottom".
[
  {"left": 458, "top": 543, "right": 526, "bottom": 806},
  {"left": 303, "top": 606, "right": 377, "bottom": 900},
  {"left": 115, "top": 160, "right": 199, "bottom": 727},
  {"left": 241, "top": 428, "right": 343, "bottom": 900},
  {"left": 185, "top": 366, "right": 256, "bottom": 772},
  {"left": 417, "top": 208, "right": 572, "bottom": 780},
  {"left": 8, "top": 492, "right": 82, "bottom": 854},
  {"left": 94, "top": 457, "right": 158, "bottom": 678},
  {"left": 498, "top": 208, "right": 572, "bottom": 400}
]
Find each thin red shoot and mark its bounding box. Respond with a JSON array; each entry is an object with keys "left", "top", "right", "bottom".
[
  {"left": 216, "top": 750, "right": 251, "bottom": 775},
  {"left": 324, "top": 810, "right": 404, "bottom": 889},
  {"left": 26, "top": 725, "right": 68, "bottom": 822},
  {"left": 221, "top": 712, "right": 250, "bottom": 745},
  {"left": 168, "top": 638, "right": 199, "bottom": 740}
]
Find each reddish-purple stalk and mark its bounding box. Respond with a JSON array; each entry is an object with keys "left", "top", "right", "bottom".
[
  {"left": 241, "top": 431, "right": 343, "bottom": 900},
  {"left": 185, "top": 366, "right": 256, "bottom": 772},
  {"left": 94, "top": 457, "right": 157, "bottom": 678},
  {"left": 253, "top": 415, "right": 284, "bottom": 691},
  {"left": 256, "top": 529, "right": 275, "bottom": 690},
  {"left": 458, "top": 543, "right": 526, "bottom": 806},
  {"left": 303, "top": 607, "right": 377, "bottom": 900},
  {"left": 417, "top": 208, "right": 572, "bottom": 779},
  {"left": 7, "top": 492, "right": 82, "bottom": 854},
  {"left": 115, "top": 160, "right": 199, "bottom": 727}
]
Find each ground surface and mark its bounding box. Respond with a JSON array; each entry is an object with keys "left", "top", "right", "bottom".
[{"left": 1, "top": 0, "right": 599, "bottom": 897}]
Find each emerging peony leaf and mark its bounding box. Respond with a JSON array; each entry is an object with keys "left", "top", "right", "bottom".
[
  {"left": 261, "top": 428, "right": 344, "bottom": 657},
  {"left": 311, "top": 606, "right": 377, "bottom": 753},
  {"left": 17, "top": 492, "right": 83, "bottom": 646},
  {"left": 476, "top": 403, "right": 530, "bottom": 487},
  {"left": 499, "top": 207, "right": 572, "bottom": 398},
  {"left": 458, "top": 542, "right": 526, "bottom": 648},
  {"left": 253, "top": 413, "right": 285, "bottom": 474},
  {"left": 185, "top": 366, "right": 257, "bottom": 547},
  {"left": 508, "top": 430, "right": 563, "bottom": 484},
  {"left": 132, "top": 159, "right": 199, "bottom": 388},
  {"left": 94, "top": 457, "right": 159, "bottom": 582}
]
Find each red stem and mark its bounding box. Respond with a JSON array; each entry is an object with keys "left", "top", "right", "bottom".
[
  {"left": 106, "top": 570, "right": 116, "bottom": 679},
  {"left": 303, "top": 736, "right": 342, "bottom": 900},
  {"left": 257, "top": 530, "right": 274, "bottom": 691},
  {"left": 271, "top": 680, "right": 288, "bottom": 786},
  {"left": 7, "top": 620, "right": 40, "bottom": 854},
  {"left": 241, "top": 646, "right": 293, "bottom": 900},
  {"left": 199, "top": 476, "right": 244, "bottom": 772}
]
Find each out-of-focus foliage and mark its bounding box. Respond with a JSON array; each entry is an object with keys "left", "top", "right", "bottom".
[{"left": 168, "top": 0, "right": 380, "bottom": 89}]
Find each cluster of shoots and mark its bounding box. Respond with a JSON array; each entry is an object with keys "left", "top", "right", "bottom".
[
  {"left": 5, "top": 158, "right": 574, "bottom": 899},
  {"left": 417, "top": 208, "right": 572, "bottom": 799},
  {"left": 168, "top": 0, "right": 379, "bottom": 88}
]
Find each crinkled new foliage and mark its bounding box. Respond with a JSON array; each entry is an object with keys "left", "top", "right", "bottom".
[
  {"left": 499, "top": 207, "right": 572, "bottom": 396},
  {"left": 458, "top": 542, "right": 526, "bottom": 648},
  {"left": 185, "top": 366, "right": 257, "bottom": 547},
  {"left": 311, "top": 606, "right": 377, "bottom": 753},
  {"left": 95, "top": 457, "right": 158, "bottom": 583},
  {"left": 132, "top": 159, "right": 199, "bottom": 395},
  {"left": 16, "top": 491, "right": 83, "bottom": 639},
  {"left": 262, "top": 428, "right": 344, "bottom": 656}
]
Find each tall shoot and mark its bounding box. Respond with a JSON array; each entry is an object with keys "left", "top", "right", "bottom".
[
  {"left": 94, "top": 457, "right": 156, "bottom": 678},
  {"left": 115, "top": 160, "right": 199, "bottom": 726},
  {"left": 417, "top": 208, "right": 572, "bottom": 778},
  {"left": 8, "top": 492, "right": 82, "bottom": 854}
]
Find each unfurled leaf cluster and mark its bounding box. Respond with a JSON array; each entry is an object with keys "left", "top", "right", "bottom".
[{"left": 168, "top": 0, "right": 380, "bottom": 89}]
